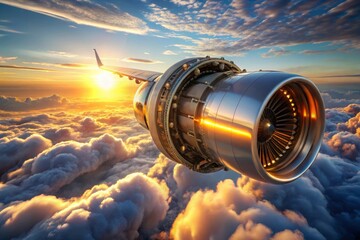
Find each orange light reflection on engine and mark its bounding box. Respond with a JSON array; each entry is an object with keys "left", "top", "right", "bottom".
[
  {"left": 303, "top": 108, "right": 307, "bottom": 117},
  {"left": 200, "top": 119, "right": 252, "bottom": 139}
]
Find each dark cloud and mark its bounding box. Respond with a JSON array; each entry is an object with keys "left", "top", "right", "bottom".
[{"left": 0, "top": 95, "right": 68, "bottom": 111}]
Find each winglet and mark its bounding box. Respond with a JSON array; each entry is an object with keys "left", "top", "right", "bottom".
[{"left": 93, "top": 49, "right": 103, "bottom": 67}]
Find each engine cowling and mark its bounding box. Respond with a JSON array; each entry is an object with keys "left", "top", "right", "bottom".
[{"left": 133, "top": 57, "right": 325, "bottom": 184}]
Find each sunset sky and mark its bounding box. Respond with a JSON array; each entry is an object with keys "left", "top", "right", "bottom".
[
  {"left": 0, "top": 0, "right": 359, "bottom": 99},
  {"left": 0, "top": 1, "right": 360, "bottom": 240}
]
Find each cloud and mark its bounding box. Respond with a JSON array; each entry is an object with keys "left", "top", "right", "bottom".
[
  {"left": 326, "top": 131, "right": 360, "bottom": 161},
  {"left": 0, "top": 195, "right": 68, "bottom": 239},
  {"left": 23, "top": 61, "right": 93, "bottom": 69},
  {"left": 0, "top": 65, "right": 54, "bottom": 72},
  {"left": 0, "top": 173, "right": 169, "bottom": 239},
  {"left": 170, "top": 0, "right": 200, "bottom": 9},
  {"left": 23, "top": 173, "right": 169, "bottom": 240},
  {"left": 318, "top": 74, "right": 360, "bottom": 78},
  {"left": 338, "top": 112, "right": 360, "bottom": 135},
  {"left": 0, "top": 134, "right": 131, "bottom": 204},
  {"left": 262, "top": 47, "right": 291, "bottom": 58},
  {"left": 79, "top": 117, "right": 102, "bottom": 133},
  {"left": 170, "top": 179, "right": 323, "bottom": 239},
  {"left": 1, "top": 92, "right": 360, "bottom": 239},
  {"left": 122, "top": 58, "right": 162, "bottom": 64},
  {"left": 0, "top": 134, "right": 52, "bottom": 176},
  {"left": 47, "top": 50, "right": 77, "bottom": 58},
  {"left": 321, "top": 92, "right": 360, "bottom": 108},
  {"left": 0, "top": 56, "right": 17, "bottom": 63},
  {"left": 0, "top": 95, "right": 68, "bottom": 111},
  {"left": 0, "top": 0, "right": 149, "bottom": 34},
  {"left": 300, "top": 49, "right": 339, "bottom": 55},
  {"left": 171, "top": 0, "right": 196, "bottom": 6},
  {"left": 0, "top": 25, "right": 23, "bottom": 34},
  {"left": 147, "top": 0, "right": 360, "bottom": 55},
  {"left": 163, "top": 50, "right": 177, "bottom": 55},
  {"left": 43, "top": 127, "right": 77, "bottom": 144}
]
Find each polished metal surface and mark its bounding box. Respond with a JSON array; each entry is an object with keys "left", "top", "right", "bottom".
[
  {"left": 133, "top": 81, "right": 155, "bottom": 129},
  {"left": 143, "top": 58, "right": 324, "bottom": 183},
  {"left": 96, "top": 51, "right": 325, "bottom": 184},
  {"left": 199, "top": 72, "right": 325, "bottom": 183}
]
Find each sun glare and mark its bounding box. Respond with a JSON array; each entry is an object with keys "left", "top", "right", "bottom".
[{"left": 95, "top": 72, "right": 117, "bottom": 90}]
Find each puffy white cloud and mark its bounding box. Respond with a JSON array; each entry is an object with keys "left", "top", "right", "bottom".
[
  {"left": 163, "top": 50, "right": 177, "bottom": 55},
  {"left": 1, "top": 92, "right": 360, "bottom": 239},
  {"left": 326, "top": 132, "right": 359, "bottom": 160},
  {"left": 0, "top": 134, "right": 131, "bottom": 203},
  {"left": 24, "top": 173, "right": 169, "bottom": 240},
  {"left": 0, "top": 134, "right": 52, "bottom": 176},
  {"left": 0, "top": 195, "right": 68, "bottom": 239},
  {"left": 338, "top": 112, "right": 360, "bottom": 135},
  {"left": 271, "top": 229, "right": 304, "bottom": 240},
  {"left": 79, "top": 117, "right": 102, "bottom": 133},
  {"left": 170, "top": 179, "right": 323, "bottom": 239},
  {"left": 321, "top": 92, "right": 360, "bottom": 108}
]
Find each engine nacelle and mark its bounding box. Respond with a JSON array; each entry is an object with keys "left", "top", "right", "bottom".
[{"left": 133, "top": 57, "right": 325, "bottom": 183}]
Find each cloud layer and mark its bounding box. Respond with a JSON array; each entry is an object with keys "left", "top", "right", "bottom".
[
  {"left": 0, "top": 95, "right": 68, "bottom": 111},
  {"left": 147, "top": 0, "right": 360, "bottom": 55},
  {"left": 0, "top": 90, "right": 359, "bottom": 239}
]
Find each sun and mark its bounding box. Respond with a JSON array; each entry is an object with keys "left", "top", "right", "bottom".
[{"left": 95, "top": 71, "right": 117, "bottom": 90}]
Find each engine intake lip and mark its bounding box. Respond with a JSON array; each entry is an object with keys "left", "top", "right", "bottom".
[{"left": 253, "top": 77, "right": 325, "bottom": 183}]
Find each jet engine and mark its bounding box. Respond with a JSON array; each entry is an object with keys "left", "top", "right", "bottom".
[{"left": 95, "top": 51, "right": 325, "bottom": 184}]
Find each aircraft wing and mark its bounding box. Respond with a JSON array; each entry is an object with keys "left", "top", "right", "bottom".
[{"left": 94, "top": 49, "right": 162, "bottom": 82}]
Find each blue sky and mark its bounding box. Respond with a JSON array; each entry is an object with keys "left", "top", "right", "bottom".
[{"left": 0, "top": 0, "right": 359, "bottom": 92}]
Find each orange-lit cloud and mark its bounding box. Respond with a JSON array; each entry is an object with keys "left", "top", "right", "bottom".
[
  {"left": 0, "top": 90, "right": 360, "bottom": 239},
  {"left": 23, "top": 61, "right": 93, "bottom": 69},
  {"left": 0, "top": 65, "right": 54, "bottom": 72},
  {"left": 0, "top": 56, "right": 17, "bottom": 63}
]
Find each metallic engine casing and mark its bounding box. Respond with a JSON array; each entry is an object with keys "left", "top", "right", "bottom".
[{"left": 133, "top": 57, "right": 325, "bottom": 183}]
